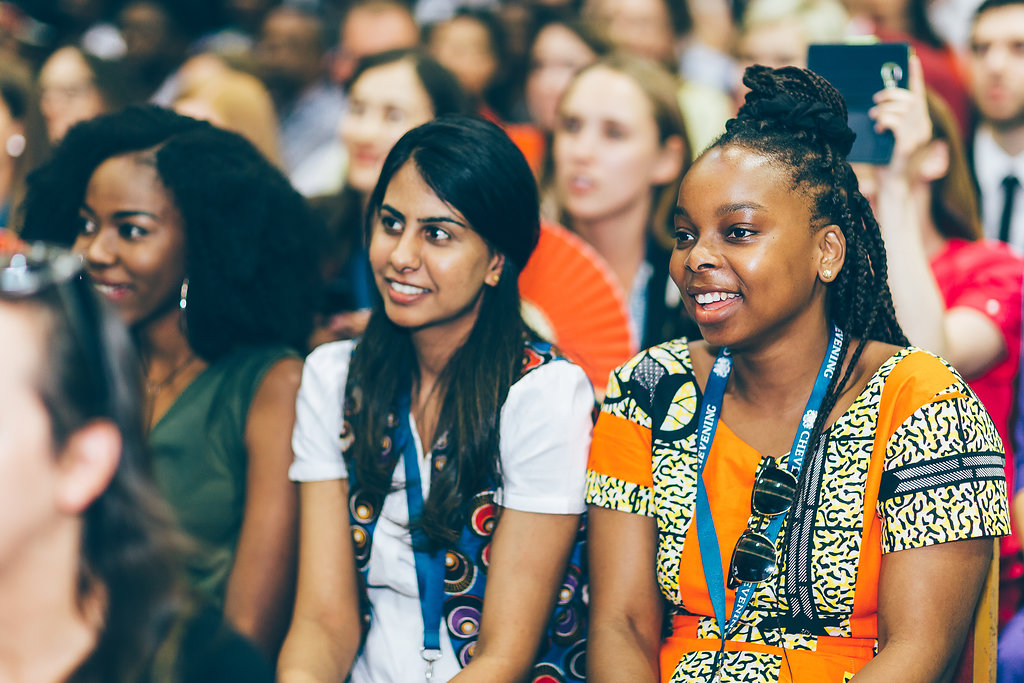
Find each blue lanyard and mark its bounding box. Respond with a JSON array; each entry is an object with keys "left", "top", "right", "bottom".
[
  {"left": 397, "top": 392, "right": 446, "bottom": 680},
  {"left": 694, "top": 323, "right": 843, "bottom": 647}
]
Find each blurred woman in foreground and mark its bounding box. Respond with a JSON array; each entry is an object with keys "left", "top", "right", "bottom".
[{"left": 0, "top": 245, "right": 272, "bottom": 681}]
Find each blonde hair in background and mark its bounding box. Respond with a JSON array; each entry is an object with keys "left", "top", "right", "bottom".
[
  {"left": 741, "top": 0, "right": 849, "bottom": 41},
  {"left": 174, "top": 54, "right": 283, "bottom": 168},
  {"left": 556, "top": 52, "right": 690, "bottom": 248}
]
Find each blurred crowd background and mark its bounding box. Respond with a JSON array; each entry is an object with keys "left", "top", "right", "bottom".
[{"left": 3, "top": 0, "right": 1024, "bottom": 679}]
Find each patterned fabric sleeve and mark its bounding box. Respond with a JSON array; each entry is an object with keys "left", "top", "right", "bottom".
[
  {"left": 878, "top": 364, "right": 1011, "bottom": 553},
  {"left": 586, "top": 351, "right": 657, "bottom": 516}
]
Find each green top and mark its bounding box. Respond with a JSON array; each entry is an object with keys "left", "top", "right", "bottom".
[{"left": 149, "top": 345, "right": 298, "bottom": 606}]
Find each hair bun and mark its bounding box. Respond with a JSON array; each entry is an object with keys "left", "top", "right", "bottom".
[{"left": 735, "top": 65, "right": 856, "bottom": 158}]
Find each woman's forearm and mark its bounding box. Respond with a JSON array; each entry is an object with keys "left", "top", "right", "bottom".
[
  {"left": 277, "top": 615, "right": 359, "bottom": 683},
  {"left": 587, "top": 621, "right": 660, "bottom": 683},
  {"left": 450, "top": 652, "right": 531, "bottom": 683},
  {"left": 851, "top": 640, "right": 958, "bottom": 683},
  {"left": 875, "top": 175, "right": 950, "bottom": 356}
]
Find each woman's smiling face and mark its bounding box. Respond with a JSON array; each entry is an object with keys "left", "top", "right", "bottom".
[
  {"left": 670, "top": 145, "right": 836, "bottom": 350},
  {"left": 368, "top": 160, "right": 502, "bottom": 340},
  {"left": 73, "top": 152, "right": 187, "bottom": 329}
]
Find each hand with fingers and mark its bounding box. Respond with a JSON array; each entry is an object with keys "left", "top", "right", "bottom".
[{"left": 869, "top": 54, "right": 931, "bottom": 178}]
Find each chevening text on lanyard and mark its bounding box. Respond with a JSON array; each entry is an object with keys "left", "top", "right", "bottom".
[{"left": 694, "top": 323, "right": 843, "bottom": 682}]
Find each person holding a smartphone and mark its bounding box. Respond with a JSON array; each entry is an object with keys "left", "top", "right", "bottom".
[
  {"left": 585, "top": 63, "right": 1009, "bottom": 683},
  {"left": 854, "top": 54, "right": 1024, "bottom": 680}
]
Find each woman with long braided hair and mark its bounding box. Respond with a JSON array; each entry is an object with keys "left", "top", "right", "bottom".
[{"left": 585, "top": 64, "right": 1010, "bottom": 682}]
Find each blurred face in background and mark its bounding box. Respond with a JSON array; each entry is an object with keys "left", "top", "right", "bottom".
[
  {"left": 39, "top": 47, "right": 107, "bottom": 143},
  {"left": 842, "top": 0, "right": 908, "bottom": 33},
  {"left": 554, "top": 66, "right": 678, "bottom": 226},
  {"left": 118, "top": 1, "right": 182, "bottom": 70},
  {"left": 526, "top": 23, "right": 598, "bottom": 131},
  {"left": 428, "top": 15, "right": 498, "bottom": 99},
  {"left": 332, "top": 5, "right": 419, "bottom": 86},
  {"left": 258, "top": 8, "right": 324, "bottom": 98},
  {"left": 584, "top": 0, "right": 675, "bottom": 65},
  {"left": 341, "top": 60, "right": 435, "bottom": 194},
  {"left": 969, "top": 4, "right": 1024, "bottom": 129},
  {"left": 736, "top": 17, "right": 808, "bottom": 70}
]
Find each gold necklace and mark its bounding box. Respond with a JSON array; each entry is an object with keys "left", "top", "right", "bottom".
[{"left": 145, "top": 353, "right": 198, "bottom": 396}]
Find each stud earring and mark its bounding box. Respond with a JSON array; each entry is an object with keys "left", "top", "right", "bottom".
[
  {"left": 5, "top": 133, "right": 25, "bottom": 158},
  {"left": 822, "top": 269, "right": 833, "bottom": 280},
  {"left": 179, "top": 278, "right": 189, "bottom": 310},
  {"left": 490, "top": 272, "right": 501, "bottom": 286}
]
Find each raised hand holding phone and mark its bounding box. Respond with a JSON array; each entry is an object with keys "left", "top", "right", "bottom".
[
  {"left": 869, "top": 54, "right": 931, "bottom": 177},
  {"left": 807, "top": 42, "right": 910, "bottom": 164}
]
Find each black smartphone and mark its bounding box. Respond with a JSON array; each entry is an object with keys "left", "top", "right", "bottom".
[{"left": 807, "top": 42, "right": 911, "bottom": 164}]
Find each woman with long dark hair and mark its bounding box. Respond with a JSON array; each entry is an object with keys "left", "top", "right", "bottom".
[
  {"left": 313, "top": 48, "right": 469, "bottom": 344},
  {"left": 0, "top": 245, "right": 271, "bottom": 681},
  {"left": 279, "top": 116, "right": 592, "bottom": 682},
  {"left": 20, "top": 106, "right": 322, "bottom": 658},
  {"left": 586, "top": 65, "right": 1009, "bottom": 681}
]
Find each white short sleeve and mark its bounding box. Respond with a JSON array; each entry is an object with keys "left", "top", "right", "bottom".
[
  {"left": 289, "top": 340, "right": 355, "bottom": 482},
  {"left": 496, "top": 361, "right": 594, "bottom": 514}
]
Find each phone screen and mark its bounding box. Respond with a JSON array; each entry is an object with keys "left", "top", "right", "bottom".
[{"left": 807, "top": 42, "right": 911, "bottom": 164}]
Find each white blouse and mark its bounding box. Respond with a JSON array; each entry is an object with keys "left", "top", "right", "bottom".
[{"left": 290, "top": 340, "right": 594, "bottom": 683}]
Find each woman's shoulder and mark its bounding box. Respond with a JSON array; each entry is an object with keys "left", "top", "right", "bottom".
[
  {"left": 859, "top": 341, "right": 973, "bottom": 415},
  {"left": 598, "top": 338, "right": 697, "bottom": 413},
  {"left": 293, "top": 339, "right": 358, "bottom": 404},
  {"left": 511, "top": 341, "right": 594, "bottom": 401},
  {"left": 938, "top": 237, "right": 1024, "bottom": 273},
  {"left": 305, "top": 338, "right": 358, "bottom": 372},
  {"left": 215, "top": 343, "right": 300, "bottom": 373},
  {"left": 614, "top": 337, "right": 697, "bottom": 377}
]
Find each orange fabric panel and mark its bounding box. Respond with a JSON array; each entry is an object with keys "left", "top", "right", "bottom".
[
  {"left": 503, "top": 123, "right": 545, "bottom": 178},
  {"left": 589, "top": 411, "right": 653, "bottom": 487},
  {"left": 850, "top": 350, "right": 960, "bottom": 637},
  {"left": 674, "top": 421, "right": 762, "bottom": 617}
]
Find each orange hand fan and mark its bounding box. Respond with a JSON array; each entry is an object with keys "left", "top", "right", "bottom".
[
  {"left": 519, "top": 222, "right": 637, "bottom": 392},
  {"left": 0, "top": 230, "right": 26, "bottom": 253}
]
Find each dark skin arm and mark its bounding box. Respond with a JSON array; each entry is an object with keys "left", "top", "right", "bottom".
[
  {"left": 852, "top": 538, "right": 992, "bottom": 682},
  {"left": 587, "top": 505, "right": 663, "bottom": 683},
  {"left": 223, "top": 357, "right": 301, "bottom": 659}
]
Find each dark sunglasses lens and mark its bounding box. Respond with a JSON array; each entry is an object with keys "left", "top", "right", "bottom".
[
  {"left": 730, "top": 531, "right": 777, "bottom": 585},
  {"left": 752, "top": 465, "right": 798, "bottom": 516}
]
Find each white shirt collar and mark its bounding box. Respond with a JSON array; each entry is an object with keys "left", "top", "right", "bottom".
[{"left": 973, "top": 125, "right": 1024, "bottom": 249}]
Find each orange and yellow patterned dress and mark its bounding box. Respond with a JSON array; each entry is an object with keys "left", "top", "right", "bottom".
[{"left": 586, "top": 339, "right": 1010, "bottom": 683}]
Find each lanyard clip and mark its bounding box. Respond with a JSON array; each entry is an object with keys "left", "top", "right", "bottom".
[{"left": 421, "top": 648, "right": 442, "bottom": 681}]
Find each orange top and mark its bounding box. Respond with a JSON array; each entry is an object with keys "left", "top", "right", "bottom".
[{"left": 587, "top": 340, "right": 1010, "bottom": 682}]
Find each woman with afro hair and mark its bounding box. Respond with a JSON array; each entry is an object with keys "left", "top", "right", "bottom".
[
  {"left": 20, "top": 105, "right": 323, "bottom": 659},
  {"left": 585, "top": 65, "right": 1010, "bottom": 681}
]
